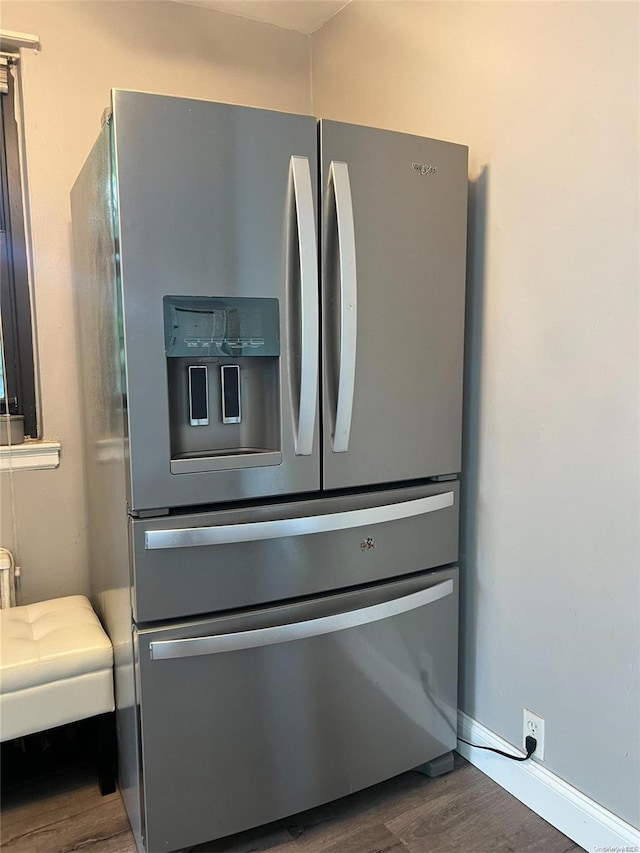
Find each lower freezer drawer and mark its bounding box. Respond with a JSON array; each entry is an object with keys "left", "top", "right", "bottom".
[{"left": 135, "top": 567, "right": 459, "bottom": 853}]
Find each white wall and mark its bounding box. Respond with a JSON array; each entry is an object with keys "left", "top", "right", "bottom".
[
  {"left": 0, "top": 0, "right": 311, "bottom": 603},
  {"left": 312, "top": 0, "right": 639, "bottom": 829}
]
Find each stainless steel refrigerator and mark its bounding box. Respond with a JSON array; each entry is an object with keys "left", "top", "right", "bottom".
[{"left": 71, "top": 90, "right": 467, "bottom": 853}]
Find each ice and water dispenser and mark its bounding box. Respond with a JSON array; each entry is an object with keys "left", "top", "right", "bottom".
[{"left": 164, "top": 296, "right": 281, "bottom": 474}]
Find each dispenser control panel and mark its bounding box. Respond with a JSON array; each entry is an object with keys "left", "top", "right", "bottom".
[{"left": 164, "top": 296, "right": 280, "bottom": 358}]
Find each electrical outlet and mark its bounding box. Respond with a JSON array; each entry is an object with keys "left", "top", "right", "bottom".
[{"left": 523, "top": 709, "right": 545, "bottom": 760}]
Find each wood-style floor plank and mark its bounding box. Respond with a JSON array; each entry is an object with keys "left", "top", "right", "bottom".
[
  {"left": 386, "top": 762, "right": 577, "bottom": 853},
  {"left": 1, "top": 757, "right": 583, "bottom": 853},
  {"left": 1, "top": 768, "right": 132, "bottom": 853}
]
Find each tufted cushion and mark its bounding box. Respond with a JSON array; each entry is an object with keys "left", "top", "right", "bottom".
[{"left": 0, "top": 595, "right": 114, "bottom": 741}]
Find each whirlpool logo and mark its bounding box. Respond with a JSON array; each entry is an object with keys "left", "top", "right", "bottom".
[{"left": 412, "top": 162, "right": 438, "bottom": 176}]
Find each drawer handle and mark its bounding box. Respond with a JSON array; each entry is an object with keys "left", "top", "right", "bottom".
[
  {"left": 149, "top": 579, "right": 453, "bottom": 660},
  {"left": 145, "top": 491, "right": 454, "bottom": 550}
]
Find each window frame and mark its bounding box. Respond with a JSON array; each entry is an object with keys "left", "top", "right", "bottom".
[{"left": 0, "top": 63, "right": 37, "bottom": 438}]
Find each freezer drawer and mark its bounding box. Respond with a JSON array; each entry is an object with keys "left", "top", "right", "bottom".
[
  {"left": 136, "top": 567, "right": 458, "bottom": 853},
  {"left": 131, "top": 481, "right": 459, "bottom": 622}
]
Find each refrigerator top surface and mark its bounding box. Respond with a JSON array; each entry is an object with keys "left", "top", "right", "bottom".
[
  {"left": 319, "top": 116, "right": 468, "bottom": 152},
  {"left": 110, "top": 87, "right": 314, "bottom": 120}
]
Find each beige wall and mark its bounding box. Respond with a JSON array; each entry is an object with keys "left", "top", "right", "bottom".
[
  {"left": 0, "top": 0, "right": 311, "bottom": 603},
  {"left": 312, "top": 0, "right": 639, "bottom": 827}
]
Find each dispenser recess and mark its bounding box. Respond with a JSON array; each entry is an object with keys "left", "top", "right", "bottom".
[{"left": 164, "top": 296, "right": 281, "bottom": 474}]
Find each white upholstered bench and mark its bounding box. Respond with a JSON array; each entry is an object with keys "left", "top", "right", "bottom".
[{"left": 0, "top": 595, "right": 116, "bottom": 793}]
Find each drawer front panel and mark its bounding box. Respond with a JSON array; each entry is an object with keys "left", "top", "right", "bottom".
[
  {"left": 136, "top": 568, "right": 458, "bottom": 852},
  {"left": 132, "top": 482, "right": 459, "bottom": 622}
]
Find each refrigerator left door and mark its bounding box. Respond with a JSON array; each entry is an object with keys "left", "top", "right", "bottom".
[{"left": 111, "top": 91, "right": 319, "bottom": 511}]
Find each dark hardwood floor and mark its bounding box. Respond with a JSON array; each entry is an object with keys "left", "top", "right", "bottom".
[{"left": 1, "top": 747, "right": 582, "bottom": 853}]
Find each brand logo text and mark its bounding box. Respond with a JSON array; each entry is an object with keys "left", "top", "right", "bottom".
[{"left": 412, "top": 162, "right": 438, "bottom": 176}]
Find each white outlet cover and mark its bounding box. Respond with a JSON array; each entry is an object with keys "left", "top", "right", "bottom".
[{"left": 523, "top": 708, "right": 545, "bottom": 761}]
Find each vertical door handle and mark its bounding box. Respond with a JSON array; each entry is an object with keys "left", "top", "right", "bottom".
[
  {"left": 290, "top": 156, "right": 319, "bottom": 456},
  {"left": 329, "top": 161, "right": 357, "bottom": 453}
]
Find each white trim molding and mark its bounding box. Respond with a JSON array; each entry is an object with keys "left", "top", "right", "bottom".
[
  {"left": 457, "top": 710, "right": 640, "bottom": 853},
  {"left": 0, "top": 440, "right": 60, "bottom": 472},
  {"left": 0, "top": 30, "right": 40, "bottom": 54}
]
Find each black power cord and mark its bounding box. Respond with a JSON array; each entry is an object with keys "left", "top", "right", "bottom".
[{"left": 458, "top": 734, "right": 537, "bottom": 762}]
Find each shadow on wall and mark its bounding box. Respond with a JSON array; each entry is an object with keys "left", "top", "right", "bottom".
[
  {"left": 66, "top": 0, "right": 294, "bottom": 75},
  {"left": 458, "top": 166, "right": 488, "bottom": 717}
]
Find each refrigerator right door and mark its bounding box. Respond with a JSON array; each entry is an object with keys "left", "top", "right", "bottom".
[{"left": 320, "top": 120, "right": 468, "bottom": 490}]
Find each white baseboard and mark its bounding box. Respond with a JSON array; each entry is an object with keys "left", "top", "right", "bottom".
[{"left": 457, "top": 710, "right": 640, "bottom": 853}]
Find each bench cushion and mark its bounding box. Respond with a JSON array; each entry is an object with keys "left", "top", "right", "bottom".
[{"left": 0, "top": 595, "right": 114, "bottom": 741}]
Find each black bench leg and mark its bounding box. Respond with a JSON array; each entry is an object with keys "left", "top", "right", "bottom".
[{"left": 96, "top": 711, "right": 117, "bottom": 795}]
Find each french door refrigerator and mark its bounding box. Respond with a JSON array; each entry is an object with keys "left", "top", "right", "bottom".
[{"left": 71, "top": 90, "right": 468, "bottom": 853}]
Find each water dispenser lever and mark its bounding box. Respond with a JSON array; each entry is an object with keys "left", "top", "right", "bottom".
[
  {"left": 221, "top": 365, "right": 241, "bottom": 424},
  {"left": 188, "top": 365, "right": 209, "bottom": 426}
]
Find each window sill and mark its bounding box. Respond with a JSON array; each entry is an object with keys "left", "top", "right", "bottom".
[{"left": 0, "top": 440, "right": 61, "bottom": 472}]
